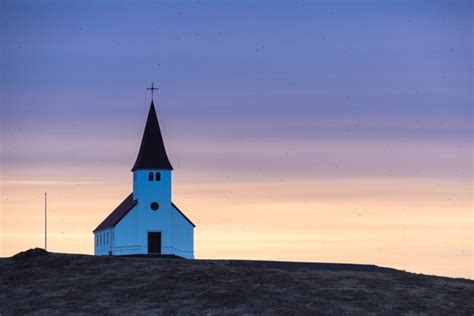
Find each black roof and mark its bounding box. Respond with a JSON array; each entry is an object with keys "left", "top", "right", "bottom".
[
  {"left": 132, "top": 101, "right": 173, "bottom": 171},
  {"left": 93, "top": 194, "right": 195, "bottom": 232},
  {"left": 93, "top": 193, "right": 137, "bottom": 232}
]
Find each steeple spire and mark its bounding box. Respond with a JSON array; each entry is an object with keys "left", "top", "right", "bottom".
[{"left": 131, "top": 101, "right": 173, "bottom": 171}]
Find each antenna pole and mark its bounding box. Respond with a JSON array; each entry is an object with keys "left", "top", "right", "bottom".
[{"left": 45, "top": 192, "right": 47, "bottom": 251}]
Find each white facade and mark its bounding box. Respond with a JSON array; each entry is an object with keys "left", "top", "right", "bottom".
[{"left": 94, "top": 169, "right": 194, "bottom": 258}]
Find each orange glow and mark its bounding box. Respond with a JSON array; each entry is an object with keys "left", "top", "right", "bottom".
[{"left": 2, "top": 177, "right": 472, "bottom": 279}]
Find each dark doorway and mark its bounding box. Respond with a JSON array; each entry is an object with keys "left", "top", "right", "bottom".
[{"left": 148, "top": 232, "right": 161, "bottom": 254}]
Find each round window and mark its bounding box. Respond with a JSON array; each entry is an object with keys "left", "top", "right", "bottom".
[{"left": 150, "top": 202, "right": 159, "bottom": 211}]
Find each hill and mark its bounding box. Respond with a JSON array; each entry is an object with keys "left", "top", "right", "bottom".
[{"left": 1, "top": 248, "right": 473, "bottom": 314}]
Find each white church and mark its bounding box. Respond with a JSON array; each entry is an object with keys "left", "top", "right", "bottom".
[{"left": 93, "top": 97, "right": 195, "bottom": 258}]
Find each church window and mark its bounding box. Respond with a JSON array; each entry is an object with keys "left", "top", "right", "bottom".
[
  {"left": 148, "top": 172, "right": 154, "bottom": 181},
  {"left": 155, "top": 172, "right": 161, "bottom": 181},
  {"left": 150, "top": 202, "right": 159, "bottom": 211}
]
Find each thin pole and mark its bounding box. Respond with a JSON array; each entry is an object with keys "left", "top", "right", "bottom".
[{"left": 45, "top": 192, "right": 47, "bottom": 251}]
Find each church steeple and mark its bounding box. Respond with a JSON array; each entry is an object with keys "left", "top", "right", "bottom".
[{"left": 132, "top": 101, "right": 173, "bottom": 171}]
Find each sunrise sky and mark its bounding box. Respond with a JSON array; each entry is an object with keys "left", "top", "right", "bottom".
[{"left": 1, "top": 0, "right": 472, "bottom": 278}]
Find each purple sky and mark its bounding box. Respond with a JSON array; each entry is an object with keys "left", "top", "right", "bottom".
[
  {"left": 2, "top": 0, "right": 472, "bottom": 180},
  {"left": 2, "top": 1, "right": 472, "bottom": 141}
]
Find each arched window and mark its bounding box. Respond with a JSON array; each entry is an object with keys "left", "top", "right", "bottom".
[
  {"left": 148, "top": 172, "right": 154, "bottom": 181},
  {"left": 155, "top": 172, "right": 161, "bottom": 181}
]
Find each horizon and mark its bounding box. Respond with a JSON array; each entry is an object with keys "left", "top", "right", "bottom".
[{"left": 1, "top": 0, "right": 472, "bottom": 279}]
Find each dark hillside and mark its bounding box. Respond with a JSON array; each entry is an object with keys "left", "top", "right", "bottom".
[{"left": 1, "top": 249, "right": 473, "bottom": 314}]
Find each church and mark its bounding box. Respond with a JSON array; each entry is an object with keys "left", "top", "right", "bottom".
[{"left": 93, "top": 96, "right": 195, "bottom": 258}]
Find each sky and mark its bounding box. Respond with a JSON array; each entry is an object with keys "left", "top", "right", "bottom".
[{"left": 1, "top": 0, "right": 472, "bottom": 278}]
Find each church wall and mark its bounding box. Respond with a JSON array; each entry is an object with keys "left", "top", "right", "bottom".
[
  {"left": 133, "top": 169, "right": 171, "bottom": 207},
  {"left": 113, "top": 205, "right": 140, "bottom": 255},
  {"left": 94, "top": 228, "right": 114, "bottom": 256},
  {"left": 132, "top": 169, "right": 173, "bottom": 254},
  {"left": 171, "top": 205, "right": 194, "bottom": 259},
  {"left": 135, "top": 201, "right": 173, "bottom": 255}
]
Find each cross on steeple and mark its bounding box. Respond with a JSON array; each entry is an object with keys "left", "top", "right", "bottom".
[{"left": 146, "top": 82, "right": 159, "bottom": 101}]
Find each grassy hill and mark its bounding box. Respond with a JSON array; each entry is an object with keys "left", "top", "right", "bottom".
[{"left": 1, "top": 248, "right": 473, "bottom": 314}]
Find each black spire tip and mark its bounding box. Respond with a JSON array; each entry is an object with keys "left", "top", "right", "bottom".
[{"left": 132, "top": 101, "right": 173, "bottom": 171}]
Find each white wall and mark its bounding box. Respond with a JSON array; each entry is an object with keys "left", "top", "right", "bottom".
[
  {"left": 171, "top": 204, "right": 194, "bottom": 259},
  {"left": 94, "top": 168, "right": 194, "bottom": 258},
  {"left": 93, "top": 228, "right": 114, "bottom": 256},
  {"left": 132, "top": 169, "right": 173, "bottom": 255},
  {"left": 112, "top": 204, "right": 139, "bottom": 255}
]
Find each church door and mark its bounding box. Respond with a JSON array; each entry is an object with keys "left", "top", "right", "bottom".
[{"left": 148, "top": 232, "right": 161, "bottom": 254}]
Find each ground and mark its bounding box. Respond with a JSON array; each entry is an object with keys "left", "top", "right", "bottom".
[{"left": 1, "top": 248, "right": 473, "bottom": 315}]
